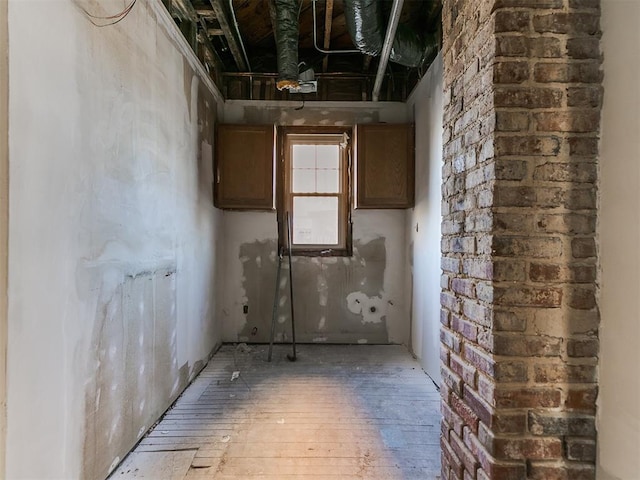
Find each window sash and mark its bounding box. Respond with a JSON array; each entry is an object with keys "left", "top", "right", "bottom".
[{"left": 283, "top": 133, "right": 349, "bottom": 253}]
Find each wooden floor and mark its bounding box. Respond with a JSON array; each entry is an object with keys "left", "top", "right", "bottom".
[{"left": 110, "top": 344, "right": 442, "bottom": 479}]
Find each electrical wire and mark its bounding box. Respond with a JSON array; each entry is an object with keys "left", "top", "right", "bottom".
[{"left": 73, "top": 0, "right": 137, "bottom": 27}]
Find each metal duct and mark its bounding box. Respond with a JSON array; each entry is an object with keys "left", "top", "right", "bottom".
[
  {"left": 275, "top": 0, "right": 300, "bottom": 91},
  {"left": 344, "top": 0, "right": 438, "bottom": 69},
  {"left": 343, "top": 0, "right": 384, "bottom": 56}
]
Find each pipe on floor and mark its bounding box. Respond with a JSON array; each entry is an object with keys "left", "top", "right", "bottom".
[{"left": 372, "top": 0, "right": 404, "bottom": 102}]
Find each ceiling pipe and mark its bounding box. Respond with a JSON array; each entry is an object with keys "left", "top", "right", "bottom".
[
  {"left": 274, "top": 0, "right": 300, "bottom": 90},
  {"left": 228, "top": 0, "right": 251, "bottom": 71},
  {"left": 372, "top": 0, "right": 404, "bottom": 102},
  {"left": 312, "top": 0, "right": 360, "bottom": 54}
]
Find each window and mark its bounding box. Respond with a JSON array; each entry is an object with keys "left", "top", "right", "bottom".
[{"left": 279, "top": 127, "right": 352, "bottom": 256}]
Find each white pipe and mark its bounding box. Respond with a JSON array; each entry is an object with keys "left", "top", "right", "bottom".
[
  {"left": 312, "top": 0, "right": 359, "bottom": 54},
  {"left": 228, "top": 0, "right": 251, "bottom": 71},
  {"left": 372, "top": 0, "right": 404, "bottom": 101}
]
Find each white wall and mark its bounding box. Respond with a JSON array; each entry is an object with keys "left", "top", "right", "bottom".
[
  {"left": 598, "top": 2, "right": 640, "bottom": 479},
  {"left": 220, "top": 101, "right": 412, "bottom": 345},
  {"left": 0, "top": 0, "right": 8, "bottom": 474},
  {"left": 406, "top": 54, "right": 443, "bottom": 384},
  {"left": 7, "top": 1, "right": 223, "bottom": 478}
]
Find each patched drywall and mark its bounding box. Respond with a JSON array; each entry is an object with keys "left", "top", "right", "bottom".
[
  {"left": 6, "top": 1, "right": 223, "bottom": 479},
  {"left": 406, "top": 54, "right": 443, "bottom": 384},
  {"left": 238, "top": 237, "right": 389, "bottom": 344},
  {"left": 223, "top": 100, "right": 409, "bottom": 126},
  {"left": 220, "top": 102, "right": 411, "bottom": 345},
  {"left": 598, "top": 2, "right": 640, "bottom": 478},
  {"left": 0, "top": 0, "right": 8, "bottom": 475},
  {"left": 221, "top": 208, "right": 408, "bottom": 345}
]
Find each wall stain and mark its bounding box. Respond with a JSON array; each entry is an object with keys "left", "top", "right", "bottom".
[{"left": 239, "top": 237, "right": 389, "bottom": 343}]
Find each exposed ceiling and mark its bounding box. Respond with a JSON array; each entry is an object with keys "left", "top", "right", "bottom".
[{"left": 166, "top": 0, "right": 442, "bottom": 101}]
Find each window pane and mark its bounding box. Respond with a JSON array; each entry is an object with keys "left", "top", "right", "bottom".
[
  {"left": 292, "top": 145, "right": 315, "bottom": 169},
  {"left": 293, "top": 196, "right": 339, "bottom": 245},
  {"left": 316, "top": 169, "right": 340, "bottom": 193},
  {"left": 316, "top": 145, "right": 339, "bottom": 169},
  {"left": 292, "top": 169, "right": 315, "bottom": 193}
]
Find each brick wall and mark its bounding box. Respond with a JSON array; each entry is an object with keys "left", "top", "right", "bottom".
[{"left": 440, "top": 1, "right": 602, "bottom": 479}]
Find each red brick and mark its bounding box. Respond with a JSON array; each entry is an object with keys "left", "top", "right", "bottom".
[
  {"left": 493, "top": 236, "right": 562, "bottom": 258},
  {"left": 452, "top": 278, "right": 476, "bottom": 298},
  {"left": 494, "top": 412, "right": 527, "bottom": 434},
  {"left": 494, "top": 10, "right": 530, "bottom": 33},
  {"left": 451, "top": 430, "right": 479, "bottom": 475},
  {"left": 494, "top": 87, "right": 563, "bottom": 108},
  {"left": 534, "top": 162, "right": 597, "bottom": 183},
  {"left": 494, "top": 61, "right": 529, "bottom": 84},
  {"left": 442, "top": 327, "right": 462, "bottom": 352},
  {"left": 567, "top": 338, "right": 599, "bottom": 357},
  {"left": 566, "top": 438, "right": 596, "bottom": 462},
  {"left": 495, "top": 361, "right": 528, "bottom": 382},
  {"left": 493, "top": 437, "right": 563, "bottom": 460},
  {"left": 532, "top": 12, "right": 600, "bottom": 35},
  {"left": 492, "top": 334, "right": 562, "bottom": 356},
  {"left": 533, "top": 363, "right": 597, "bottom": 383},
  {"left": 464, "top": 344, "right": 495, "bottom": 377},
  {"left": 567, "top": 287, "right": 597, "bottom": 309},
  {"left": 567, "top": 37, "right": 601, "bottom": 59},
  {"left": 463, "top": 385, "right": 494, "bottom": 427},
  {"left": 566, "top": 386, "right": 598, "bottom": 412},
  {"left": 442, "top": 399, "right": 464, "bottom": 437},
  {"left": 493, "top": 286, "right": 562, "bottom": 307},
  {"left": 572, "top": 237, "right": 596, "bottom": 258},
  {"left": 442, "top": 363, "right": 464, "bottom": 396},
  {"left": 534, "top": 62, "right": 601, "bottom": 83},
  {"left": 450, "top": 352, "right": 477, "bottom": 386},
  {"left": 442, "top": 435, "right": 464, "bottom": 479},
  {"left": 451, "top": 392, "right": 480, "bottom": 434},
  {"left": 494, "top": 260, "right": 526, "bottom": 282},
  {"left": 495, "top": 388, "right": 561, "bottom": 408},
  {"left": 528, "top": 412, "right": 596, "bottom": 436},
  {"left": 494, "top": 213, "right": 535, "bottom": 233},
  {"left": 528, "top": 462, "right": 595, "bottom": 480},
  {"left": 534, "top": 111, "right": 600, "bottom": 133}
]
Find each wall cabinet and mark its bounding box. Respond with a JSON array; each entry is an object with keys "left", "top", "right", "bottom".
[
  {"left": 214, "top": 123, "right": 415, "bottom": 210},
  {"left": 355, "top": 124, "right": 415, "bottom": 209},
  {"left": 215, "top": 124, "right": 274, "bottom": 210}
]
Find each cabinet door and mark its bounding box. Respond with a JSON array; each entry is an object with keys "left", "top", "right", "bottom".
[
  {"left": 215, "top": 124, "right": 274, "bottom": 209},
  {"left": 355, "top": 124, "right": 415, "bottom": 208}
]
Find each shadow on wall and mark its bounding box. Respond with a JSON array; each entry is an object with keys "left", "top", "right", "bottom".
[
  {"left": 238, "top": 237, "right": 391, "bottom": 344},
  {"left": 81, "top": 268, "right": 192, "bottom": 479}
]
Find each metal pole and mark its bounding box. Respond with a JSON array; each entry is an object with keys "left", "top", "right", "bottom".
[
  {"left": 286, "top": 213, "right": 297, "bottom": 361},
  {"left": 267, "top": 249, "right": 283, "bottom": 362},
  {"left": 372, "top": 0, "right": 404, "bottom": 102}
]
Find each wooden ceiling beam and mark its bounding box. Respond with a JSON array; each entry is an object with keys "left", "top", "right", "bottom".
[
  {"left": 208, "top": 0, "right": 248, "bottom": 71},
  {"left": 322, "top": 0, "right": 334, "bottom": 72}
]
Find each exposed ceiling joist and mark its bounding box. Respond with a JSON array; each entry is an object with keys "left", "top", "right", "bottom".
[
  {"left": 322, "top": 0, "right": 334, "bottom": 73},
  {"left": 208, "top": 0, "right": 248, "bottom": 71},
  {"left": 208, "top": 28, "right": 224, "bottom": 36}
]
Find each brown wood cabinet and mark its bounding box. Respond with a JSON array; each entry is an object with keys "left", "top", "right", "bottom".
[
  {"left": 215, "top": 124, "right": 274, "bottom": 210},
  {"left": 355, "top": 124, "right": 415, "bottom": 209}
]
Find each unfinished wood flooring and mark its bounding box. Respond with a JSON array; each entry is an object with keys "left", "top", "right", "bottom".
[{"left": 110, "top": 344, "right": 442, "bottom": 479}]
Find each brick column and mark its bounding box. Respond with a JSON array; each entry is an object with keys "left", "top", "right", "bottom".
[{"left": 440, "top": 1, "right": 602, "bottom": 479}]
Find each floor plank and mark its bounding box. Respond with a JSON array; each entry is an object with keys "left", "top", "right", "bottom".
[{"left": 110, "top": 344, "right": 442, "bottom": 479}]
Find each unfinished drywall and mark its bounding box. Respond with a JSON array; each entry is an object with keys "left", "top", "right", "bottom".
[
  {"left": 0, "top": 0, "right": 8, "bottom": 474},
  {"left": 598, "top": 2, "right": 640, "bottom": 478},
  {"left": 406, "top": 54, "right": 443, "bottom": 384},
  {"left": 6, "top": 1, "right": 222, "bottom": 479},
  {"left": 220, "top": 101, "right": 411, "bottom": 345}
]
